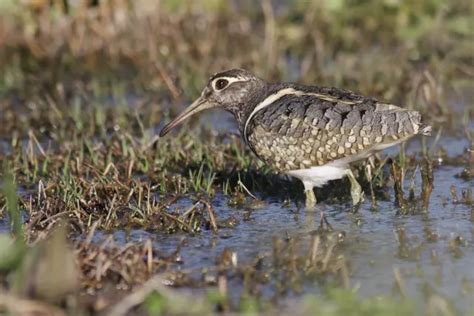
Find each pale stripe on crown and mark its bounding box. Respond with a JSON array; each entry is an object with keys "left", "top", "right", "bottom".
[{"left": 211, "top": 76, "right": 249, "bottom": 91}]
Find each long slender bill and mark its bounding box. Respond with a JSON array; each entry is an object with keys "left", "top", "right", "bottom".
[{"left": 159, "top": 96, "right": 211, "bottom": 137}]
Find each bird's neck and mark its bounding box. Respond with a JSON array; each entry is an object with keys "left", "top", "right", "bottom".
[{"left": 227, "top": 84, "right": 271, "bottom": 134}]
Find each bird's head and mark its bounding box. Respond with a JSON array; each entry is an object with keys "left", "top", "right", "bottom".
[{"left": 159, "top": 69, "right": 264, "bottom": 136}]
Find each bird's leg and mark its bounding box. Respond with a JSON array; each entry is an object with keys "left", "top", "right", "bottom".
[
  {"left": 305, "top": 188, "right": 316, "bottom": 209},
  {"left": 366, "top": 157, "right": 378, "bottom": 210},
  {"left": 347, "top": 169, "right": 364, "bottom": 206}
]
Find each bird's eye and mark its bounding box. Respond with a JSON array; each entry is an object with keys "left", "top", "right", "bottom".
[{"left": 215, "top": 79, "right": 229, "bottom": 90}]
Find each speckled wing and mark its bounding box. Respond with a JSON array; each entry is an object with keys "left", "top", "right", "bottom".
[{"left": 245, "top": 85, "right": 431, "bottom": 171}]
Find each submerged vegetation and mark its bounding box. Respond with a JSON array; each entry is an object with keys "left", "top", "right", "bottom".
[{"left": 0, "top": 0, "right": 473, "bottom": 315}]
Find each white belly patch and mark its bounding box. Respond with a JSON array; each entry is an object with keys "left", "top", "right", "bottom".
[{"left": 286, "top": 165, "right": 349, "bottom": 190}]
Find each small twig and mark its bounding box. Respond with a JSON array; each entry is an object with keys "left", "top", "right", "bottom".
[
  {"left": 127, "top": 158, "right": 135, "bottom": 179},
  {"left": 38, "top": 211, "right": 71, "bottom": 227},
  {"left": 262, "top": 0, "right": 276, "bottom": 74},
  {"left": 200, "top": 199, "right": 218, "bottom": 233},
  {"left": 154, "top": 62, "right": 180, "bottom": 100},
  {"left": 28, "top": 130, "right": 46, "bottom": 157},
  {"left": 179, "top": 201, "right": 200, "bottom": 220},
  {"left": 102, "top": 162, "right": 118, "bottom": 177},
  {"left": 161, "top": 209, "right": 194, "bottom": 232},
  {"left": 237, "top": 180, "right": 257, "bottom": 200},
  {"left": 84, "top": 220, "right": 101, "bottom": 247}
]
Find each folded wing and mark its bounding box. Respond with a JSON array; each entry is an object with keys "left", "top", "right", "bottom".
[{"left": 246, "top": 86, "right": 430, "bottom": 171}]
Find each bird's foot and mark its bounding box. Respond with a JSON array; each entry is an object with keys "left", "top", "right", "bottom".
[
  {"left": 351, "top": 184, "right": 365, "bottom": 206},
  {"left": 347, "top": 169, "right": 365, "bottom": 209}
]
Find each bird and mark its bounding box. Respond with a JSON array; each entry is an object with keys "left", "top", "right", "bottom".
[{"left": 160, "top": 69, "right": 431, "bottom": 211}]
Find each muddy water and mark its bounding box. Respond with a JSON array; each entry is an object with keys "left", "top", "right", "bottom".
[
  {"left": 2, "top": 93, "right": 472, "bottom": 312},
  {"left": 120, "top": 90, "right": 473, "bottom": 311},
  {"left": 94, "top": 153, "right": 473, "bottom": 313}
]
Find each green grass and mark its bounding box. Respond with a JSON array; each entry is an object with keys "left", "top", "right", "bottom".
[
  {"left": 300, "top": 288, "right": 416, "bottom": 316},
  {"left": 0, "top": 168, "right": 26, "bottom": 272},
  {"left": 0, "top": 0, "right": 472, "bottom": 315}
]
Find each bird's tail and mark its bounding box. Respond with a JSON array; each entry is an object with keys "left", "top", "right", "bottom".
[
  {"left": 419, "top": 123, "right": 432, "bottom": 136},
  {"left": 407, "top": 110, "right": 432, "bottom": 136}
]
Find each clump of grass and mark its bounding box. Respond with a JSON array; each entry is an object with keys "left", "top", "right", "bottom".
[
  {"left": 389, "top": 156, "right": 436, "bottom": 215},
  {"left": 0, "top": 167, "right": 26, "bottom": 272},
  {"left": 0, "top": 0, "right": 472, "bottom": 315},
  {"left": 188, "top": 162, "right": 217, "bottom": 195}
]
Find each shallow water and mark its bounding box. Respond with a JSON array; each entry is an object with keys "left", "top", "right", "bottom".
[
  {"left": 93, "top": 88, "right": 474, "bottom": 311},
  {"left": 89, "top": 163, "right": 473, "bottom": 312},
  {"left": 1, "top": 91, "right": 472, "bottom": 313}
]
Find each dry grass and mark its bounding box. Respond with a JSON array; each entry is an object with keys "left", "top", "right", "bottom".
[{"left": 0, "top": 0, "right": 472, "bottom": 315}]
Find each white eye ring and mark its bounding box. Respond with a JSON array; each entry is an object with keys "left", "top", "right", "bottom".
[
  {"left": 214, "top": 78, "right": 229, "bottom": 90},
  {"left": 211, "top": 76, "right": 246, "bottom": 91}
]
